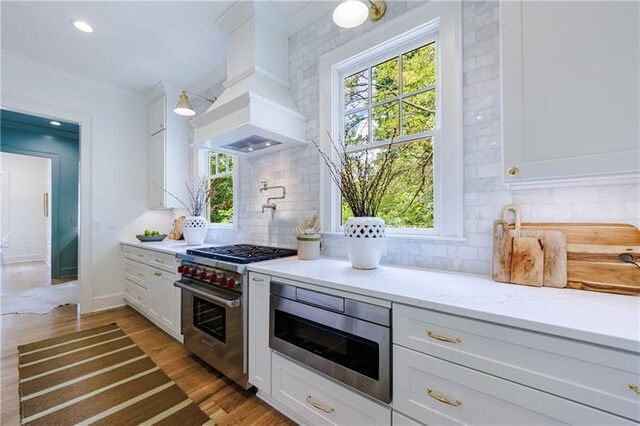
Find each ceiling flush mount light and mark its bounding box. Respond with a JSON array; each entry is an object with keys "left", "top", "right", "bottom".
[
  {"left": 174, "top": 91, "right": 216, "bottom": 117},
  {"left": 49, "top": 121, "right": 61, "bottom": 126},
  {"left": 333, "top": 0, "right": 386, "bottom": 29},
  {"left": 70, "top": 19, "right": 93, "bottom": 33}
]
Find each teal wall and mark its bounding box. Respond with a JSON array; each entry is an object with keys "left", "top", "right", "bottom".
[{"left": 1, "top": 110, "right": 79, "bottom": 278}]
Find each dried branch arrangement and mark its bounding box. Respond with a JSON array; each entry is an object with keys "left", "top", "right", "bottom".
[
  {"left": 154, "top": 176, "right": 213, "bottom": 217},
  {"left": 312, "top": 132, "right": 421, "bottom": 218}
]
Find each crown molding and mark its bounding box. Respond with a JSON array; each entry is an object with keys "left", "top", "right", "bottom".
[{"left": 1, "top": 50, "right": 140, "bottom": 98}]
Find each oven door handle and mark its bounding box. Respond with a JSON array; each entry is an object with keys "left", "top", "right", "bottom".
[{"left": 174, "top": 281, "right": 241, "bottom": 308}]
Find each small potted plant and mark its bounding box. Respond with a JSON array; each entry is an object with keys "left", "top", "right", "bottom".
[
  {"left": 156, "top": 176, "right": 212, "bottom": 245},
  {"left": 296, "top": 214, "right": 321, "bottom": 260},
  {"left": 312, "top": 133, "right": 418, "bottom": 269}
]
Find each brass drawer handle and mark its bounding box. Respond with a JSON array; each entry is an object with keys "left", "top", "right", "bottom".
[
  {"left": 154, "top": 271, "right": 162, "bottom": 277},
  {"left": 630, "top": 384, "right": 640, "bottom": 394},
  {"left": 428, "top": 388, "right": 461, "bottom": 406},
  {"left": 252, "top": 277, "right": 264, "bottom": 282},
  {"left": 305, "top": 395, "right": 335, "bottom": 413},
  {"left": 155, "top": 259, "right": 164, "bottom": 264},
  {"left": 427, "top": 331, "right": 461, "bottom": 344}
]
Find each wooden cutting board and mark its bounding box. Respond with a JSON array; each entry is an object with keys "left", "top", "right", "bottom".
[
  {"left": 492, "top": 206, "right": 567, "bottom": 287},
  {"left": 506, "top": 223, "right": 640, "bottom": 295}
]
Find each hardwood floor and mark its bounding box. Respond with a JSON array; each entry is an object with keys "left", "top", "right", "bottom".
[
  {"left": 0, "top": 304, "right": 296, "bottom": 426},
  {"left": 1, "top": 261, "right": 76, "bottom": 295}
]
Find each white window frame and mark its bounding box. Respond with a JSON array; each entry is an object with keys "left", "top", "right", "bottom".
[
  {"left": 197, "top": 148, "right": 238, "bottom": 228},
  {"left": 319, "top": 1, "right": 463, "bottom": 240}
]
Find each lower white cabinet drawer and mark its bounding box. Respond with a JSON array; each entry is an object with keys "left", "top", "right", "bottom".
[
  {"left": 272, "top": 353, "right": 391, "bottom": 426},
  {"left": 124, "top": 279, "right": 147, "bottom": 311},
  {"left": 147, "top": 250, "right": 179, "bottom": 273},
  {"left": 123, "top": 260, "right": 147, "bottom": 287},
  {"left": 393, "top": 345, "right": 635, "bottom": 426},
  {"left": 393, "top": 304, "right": 640, "bottom": 421},
  {"left": 123, "top": 245, "right": 147, "bottom": 262},
  {"left": 392, "top": 411, "right": 423, "bottom": 426}
]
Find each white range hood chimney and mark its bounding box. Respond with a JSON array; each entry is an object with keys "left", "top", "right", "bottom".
[{"left": 192, "top": 1, "right": 307, "bottom": 155}]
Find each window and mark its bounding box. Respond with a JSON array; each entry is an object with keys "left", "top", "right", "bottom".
[
  {"left": 203, "top": 150, "right": 235, "bottom": 225},
  {"left": 319, "top": 2, "right": 463, "bottom": 238},
  {"left": 341, "top": 42, "right": 437, "bottom": 228}
]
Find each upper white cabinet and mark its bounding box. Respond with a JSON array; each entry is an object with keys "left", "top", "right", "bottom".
[
  {"left": 501, "top": 1, "right": 639, "bottom": 186},
  {"left": 147, "top": 83, "right": 189, "bottom": 209},
  {"left": 149, "top": 97, "right": 166, "bottom": 136}
]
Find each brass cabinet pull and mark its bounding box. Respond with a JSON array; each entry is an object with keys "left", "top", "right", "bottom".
[
  {"left": 427, "top": 331, "right": 461, "bottom": 344},
  {"left": 427, "top": 389, "right": 461, "bottom": 406},
  {"left": 507, "top": 166, "right": 519, "bottom": 176},
  {"left": 305, "top": 395, "right": 335, "bottom": 413},
  {"left": 630, "top": 384, "right": 640, "bottom": 394},
  {"left": 155, "top": 259, "right": 164, "bottom": 263},
  {"left": 154, "top": 271, "right": 162, "bottom": 277},
  {"left": 252, "top": 277, "right": 264, "bottom": 282}
]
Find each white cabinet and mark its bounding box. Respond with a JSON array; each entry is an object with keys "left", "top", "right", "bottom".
[
  {"left": 248, "top": 272, "right": 271, "bottom": 394},
  {"left": 149, "top": 97, "right": 166, "bottom": 136},
  {"left": 500, "top": 1, "right": 639, "bottom": 186},
  {"left": 392, "top": 304, "right": 638, "bottom": 425},
  {"left": 147, "top": 83, "right": 189, "bottom": 209},
  {"left": 272, "top": 353, "right": 391, "bottom": 426},
  {"left": 122, "top": 244, "right": 182, "bottom": 342}
]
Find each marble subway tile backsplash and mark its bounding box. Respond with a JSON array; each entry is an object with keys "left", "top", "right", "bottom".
[{"left": 200, "top": 1, "right": 638, "bottom": 275}]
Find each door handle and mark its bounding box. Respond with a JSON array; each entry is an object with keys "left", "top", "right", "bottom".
[
  {"left": 427, "top": 389, "right": 461, "bottom": 406},
  {"left": 305, "top": 395, "right": 334, "bottom": 413}
]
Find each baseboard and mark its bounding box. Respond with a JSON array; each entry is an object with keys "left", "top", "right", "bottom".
[
  {"left": 2, "top": 254, "right": 46, "bottom": 264},
  {"left": 92, "top": 293, "right": 126, "bottom": 312},
  {"left": 59, "top": 266, "right": 78, "bottom": 277}
]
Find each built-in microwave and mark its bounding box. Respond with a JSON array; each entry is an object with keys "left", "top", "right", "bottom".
[{"left": 269, "top": 282, "right": 391, "bottom": 403}]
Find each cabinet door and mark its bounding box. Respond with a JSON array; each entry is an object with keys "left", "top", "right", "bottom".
[
  {"left": 149, "top": 97, "right": 166, "bottom": 135},
  {"left": 501, "top": 1, "right": 639, "bottom": 186},
  {"left": 160, "top": 271, "right": 180, "bottom": 333},
  {"left": 148, "top": 269, "right": 162, "bottom": 321},
  {"left": 148, "top": 131, "right": 166, "bottom": 208},
  {"left": 248, "top": 272, "right": 271, "bottom": 393}
]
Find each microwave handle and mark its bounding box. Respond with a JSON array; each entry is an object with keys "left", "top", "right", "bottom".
[{"left": 174, "top": 281, "right": 241, "bottom": 308}]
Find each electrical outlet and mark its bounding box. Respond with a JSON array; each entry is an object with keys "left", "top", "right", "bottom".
[
  {"left": 93, "top": 221, "right": 103, "bottom": 231},
  {"left": 107, "top": 221, "right": 117, "bottom": 231}
]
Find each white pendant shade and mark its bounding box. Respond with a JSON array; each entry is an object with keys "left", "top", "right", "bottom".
[{"left": 333, "top": 0, "right": 369, "bottom": 29}]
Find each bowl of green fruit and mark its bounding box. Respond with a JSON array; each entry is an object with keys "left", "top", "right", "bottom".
[{"left": 136, "top": 229, "right": 167, "bottom": 242}]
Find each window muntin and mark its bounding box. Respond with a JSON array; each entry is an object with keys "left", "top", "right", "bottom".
[
  {"left": 339, "top": 41, "right": 438, "bottom": 229},
  {"left": 205, "top": 150, "right": 234, "bottom": 224}
]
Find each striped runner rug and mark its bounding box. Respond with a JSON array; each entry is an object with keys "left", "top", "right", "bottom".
[{"left": 18, "top": 323, "right": 213, "bottom": 426}]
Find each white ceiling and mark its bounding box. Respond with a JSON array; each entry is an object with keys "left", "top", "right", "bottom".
[{"left": 0, "top": 1, "right": 335, "bottom": 94}]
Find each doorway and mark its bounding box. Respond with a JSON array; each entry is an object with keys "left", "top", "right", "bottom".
[{"left": 0, "top": 111, "right": 80, "bottom": 315}]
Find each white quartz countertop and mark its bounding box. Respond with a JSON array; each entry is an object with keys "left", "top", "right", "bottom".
[
  {"left": 120, "top": 239, "right": 211, "bottom": 255},
  {"left": 247, "top": 257, "right": 640, "bottom": 353}
]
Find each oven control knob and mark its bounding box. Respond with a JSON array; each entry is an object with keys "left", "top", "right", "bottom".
[
  {"left": 177, "top": 265, "right": 184, "bottom": 273},
  {"left": 182, "top": 266, "right": 191, "bottom": 275},
  {"left": 218, "top": 275, "right": 227, "bottom": 286},
  {"left": 226, "top": 278, "right": 236, "bottom": 288},
  {"left": 198, "top": 270, "right": 208, "bottom": 279},
  {"left": 209, "top": 273, "right": 217, "bottom": 283},
  {"left": 190, "top": 268, "right": 199, "bottom": 277}
]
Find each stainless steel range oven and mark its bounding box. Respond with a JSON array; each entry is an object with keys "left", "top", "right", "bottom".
[
  {"left": 175, "top": 245, "right": 296, "bottom": 389},
  {"left": 269, "top": 282, "right": 391, "bottom": 403}
]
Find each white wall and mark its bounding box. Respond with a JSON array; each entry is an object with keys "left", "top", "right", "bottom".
[
  {"left": 201, "top": 0, "right": 639, "bottom": 275},
  {"left": 1, "top": 52, "right": 174, "bottom": 310},
  {"left": 0, "top": 152, "right": 49, "bottom": 263}
]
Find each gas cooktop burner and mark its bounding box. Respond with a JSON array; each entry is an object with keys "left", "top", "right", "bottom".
[{"left": 186, "top": 244, "right": 297, "bottom": 264}]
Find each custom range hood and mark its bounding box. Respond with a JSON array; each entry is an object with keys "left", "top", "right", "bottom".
[{"left": 191, "top": 2, "right": 307, "bottom": 156}]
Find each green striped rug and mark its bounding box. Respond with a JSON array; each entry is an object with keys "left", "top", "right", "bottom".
[{"left": 18, "top": 323, "right": 213, "bottom": 426}]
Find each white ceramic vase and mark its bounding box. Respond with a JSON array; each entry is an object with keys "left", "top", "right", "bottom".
[
  {"left": 344, "top": 217, "right": 385, "bottom": 269},
  {"left": 182, "top": 216, "right": 208, "bottom": 245},
  {"left": 297, "top": 234, "right": 321, "bottom": 260}
]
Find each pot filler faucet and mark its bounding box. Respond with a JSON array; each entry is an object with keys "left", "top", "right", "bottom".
[{"left": 260, "top": 181, "right": 286, "bottom": 213}]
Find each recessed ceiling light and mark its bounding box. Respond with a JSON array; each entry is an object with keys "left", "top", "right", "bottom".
[
  {"left": 50, "top": 121, "right": 61, "bottom": 126},
  {"left": 70, "top": 19, "right": 93, "bottom": 33}
]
